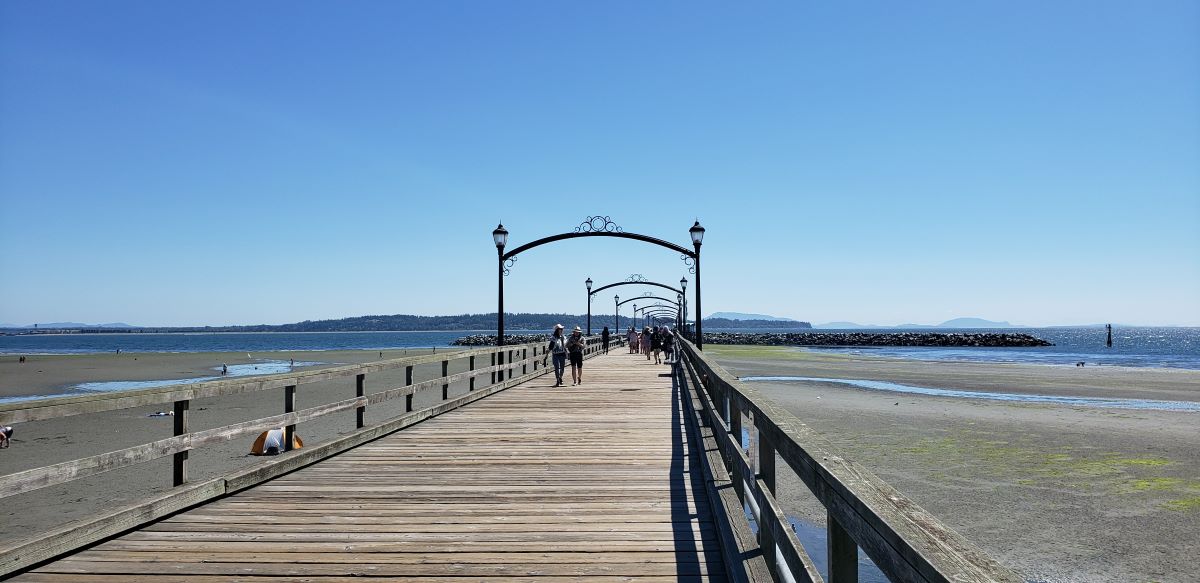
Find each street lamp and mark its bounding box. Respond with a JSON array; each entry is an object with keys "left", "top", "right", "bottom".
[
  {"left": 689, "top": 221, "right": 705, "bottom": 349},
  {"left": 585, "top": 277, "right": 593, "bottom": 335},
  {"left": 493, "top": 224, "right": 508, "bottom": 347},
  {"left": 680, "top": 277, "right": 688, "bottom": 336},
  {"left": 633, "top": 303, "right": 637, "bottom": 329},
  {"left": 614, "top": 294, "right": 619, "bottom": 333}
]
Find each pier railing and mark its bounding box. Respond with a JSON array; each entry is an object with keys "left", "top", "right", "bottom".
[
  {"left": 0, "top": 334, "right": 614, "bottom": 576},
  {"left": 675, "top": 338, "right": 1020, "bottom": 583}
]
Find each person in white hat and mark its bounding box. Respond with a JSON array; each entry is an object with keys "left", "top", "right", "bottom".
[
  {"left": 547, "top": 324, "right": 568, "bottom": 386},
  {"left": 567, "top": 326, "right": 586, "bottom": 385}
]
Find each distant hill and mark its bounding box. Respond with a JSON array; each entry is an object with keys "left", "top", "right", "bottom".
[
  {"left": 11, "top": 322, "right": 136, "bottom": 329},
  {"left": 937, "top": 318, "right": 1016, "bottom": 328},
  {"left": 704, "top": 318, "right": 812, "bottom": 329},
  {"left": 708, "top": 312, "right": 798, "bottom": 322},
  {"left": 816, "top": 317, "right": 1017, "bottom": 329}
]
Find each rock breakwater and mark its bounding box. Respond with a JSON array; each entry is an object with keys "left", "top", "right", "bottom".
[
  {"left": 453, "top": 334, "right": 550, "bottom": 346},
  {"left": 699, "top": 332, "right": 1053, "bottom": 347}
]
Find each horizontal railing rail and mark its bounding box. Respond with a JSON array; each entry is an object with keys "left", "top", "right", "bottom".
[{"left": 676, "top": 338, "right": 1020, "bottom": 583}]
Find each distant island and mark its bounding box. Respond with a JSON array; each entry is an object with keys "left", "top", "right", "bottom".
[
  {"left": 1, "top": 313, "right": 811, "bottom": 334},
  {"left": 815, "top": 317, "right": 1017, "bottom": 329}
]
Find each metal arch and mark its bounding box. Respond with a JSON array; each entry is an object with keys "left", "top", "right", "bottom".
[
  {"left": 502, "top": 230, "right": 695, "bottom": 263},
  {"left": 590, "top": 280, "right": 683, "bottom": 297},
  {"left": 618, "top": 295, "right": 678, "bottom": 308}
]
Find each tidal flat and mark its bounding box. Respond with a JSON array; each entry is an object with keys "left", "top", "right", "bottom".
[{"left": 706, "top": 345, "right": 1200, "bottom": 582}]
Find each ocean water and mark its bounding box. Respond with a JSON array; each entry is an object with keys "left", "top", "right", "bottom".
[
  {"left": 741, "top": 376, "right": 1200, "bottom": 412},
  {"left": 0, "top": 330, "right": 508, "bottom": 355},
  {"left": 725, "top": 326, "right": 1200, "bottom": 370},
  {"left": 2, "top": 327, "right": 1198, "bottom": 369}
]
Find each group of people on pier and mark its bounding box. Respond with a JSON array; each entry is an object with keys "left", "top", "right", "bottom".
[{"left": 626, "top": 325, "right": 675, "bottom": 365}]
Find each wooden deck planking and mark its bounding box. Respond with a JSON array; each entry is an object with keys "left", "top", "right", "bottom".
[{"left": 20, "top": 352, "right": 727, "bottom": 581}]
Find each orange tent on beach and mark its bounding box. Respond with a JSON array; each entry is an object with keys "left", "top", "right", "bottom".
[{"left": 250, "top": 428, "right": 303, "bottom": 455}]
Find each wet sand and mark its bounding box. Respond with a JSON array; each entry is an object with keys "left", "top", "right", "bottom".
[
  {"left": 0, "top": 349, "right": 469, "bottom": 543},
  {"left": 705, "top": 345, "right": 1200, "bottom": 583}
]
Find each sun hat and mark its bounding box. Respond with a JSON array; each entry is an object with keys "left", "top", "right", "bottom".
[
  {"left": 573, "top": 326, "right": 582, "bottom": 332},
  {"left": 554, "top": 324, "right": 564, "bottom": 329}
]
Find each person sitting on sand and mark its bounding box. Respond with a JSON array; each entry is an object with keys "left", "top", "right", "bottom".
[{"left": 0, "top": 426, "right": 13, "bottom": 449}]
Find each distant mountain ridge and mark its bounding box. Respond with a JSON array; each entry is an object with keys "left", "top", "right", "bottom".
[
  {"left": 815, "top": 317, "right": 1017, "bottom": 329},
  {"left": 708, "top": 312, "right": 798, "bottom": 322}
]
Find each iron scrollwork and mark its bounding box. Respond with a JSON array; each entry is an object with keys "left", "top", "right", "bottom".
[
  {"left": 626, "top": 274, "right": 648, "bottom": 283},
  {"left": 503, "top": 256, "right": 517, "bottom": 276},
  {"left": 575, "top": 216, "right": 623, "bottom": 233},
  {"left": 680, "top": 254, "right": 696, "bottom": 274}
]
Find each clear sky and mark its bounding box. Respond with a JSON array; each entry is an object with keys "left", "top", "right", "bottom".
[{"left": 1, "top": 1, "right": 1197, "bottom": 327}]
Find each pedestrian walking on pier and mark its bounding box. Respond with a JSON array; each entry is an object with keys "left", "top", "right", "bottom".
[
  {"left": 547, "top": 324, "right": 568, "bottom": 387},
  {"left": 627, "top": 327, "right": 637, "bottom": 354},
  {"left": 601, "top": 326, "right": 610, "bottom": 354},
  {"left": 567, "top": 326, "right": 585, "bottom": 385}
]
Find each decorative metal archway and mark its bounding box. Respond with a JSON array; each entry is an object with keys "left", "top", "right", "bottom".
[{"left": 492, "top": 216, "right": 706, "bottom": 348}]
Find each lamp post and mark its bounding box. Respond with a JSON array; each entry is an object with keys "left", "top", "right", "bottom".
[
  {"left": 689, "top": 221, "right": 705, "bottom": 349},
  {"left": 585, "top": 277, "right": 593, "bottom": 335},
  {"left": 614, "top": 294, "right": 619, "bottom": 332},
  {"left": 677, "top": 293, "right": 684, "bottom": 330},
  {"left": 633, "top": 304, "right": 637, "bottom": 329},
  {"left": 680, "top": 277, "right": 688, "bottom": 337},
  {"left": 493, "top": 224, "right": 508, "bottom": 347}
]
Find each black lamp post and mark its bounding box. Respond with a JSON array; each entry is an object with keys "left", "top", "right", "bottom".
[
  {"left": 614, "top": 294, "right": 619, "bottom": 332},
  {"left": 493, "top": 224, "right": 508, "bottom": 347},
  {"left": 680, "top": 277, "right": 688, "bottom": 337},
  {"left": 677, "top": 293, "right": 684, "bottom": 330},
  {"left": 633, "top": 303, "right": 637, "bottom": 329},
  {"left": 689, "top": 221, "right": 705, "bottom": 349},
  {"left": 585, "top": 277, "right": 593, "bottom": 335}
]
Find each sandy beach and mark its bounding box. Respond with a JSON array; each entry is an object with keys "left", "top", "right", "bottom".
[
  {"left": 0, "top": 348, "right": 469, "bottom": 542},
  {"left": 705, "top": 345, "right": 1200, "bottom": 583}
]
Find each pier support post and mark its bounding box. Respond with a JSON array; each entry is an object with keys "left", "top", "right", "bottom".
[
  {"left": 730, "top": 400, "right": 744, "bottom": 504},
  {"left": 757, "top": 416, "right": 777, "bottom": 575},
  {"left": 355, "top": 373, "right": 365, "bottom": 428},
  {"left": 469, "top": 356, "right": 476, "bottom": 391},
  {"left": 172, "top": 399, "right": 189, "bottom": 486},
  {"left": 828, "top": 512, "right": 858, "bottom": 583},
  {"left": 283, "top": 385, "right": 296, "bottom": 452},
  {"left": 405, "top": 366, "right": 414, "bottom": 412},
  {"left": 441, "top": 360, "right": 449, "bottom": 400}
]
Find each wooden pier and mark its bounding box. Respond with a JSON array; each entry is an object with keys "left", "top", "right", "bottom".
[
  {"left": 1, "top": 336, "right": 1019, "bottom": 582},
  {"left": 15, "top": 353, "right": 724, "bottom": 581}
]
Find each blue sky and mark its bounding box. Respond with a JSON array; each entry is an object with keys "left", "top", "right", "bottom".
[{"left": 1, "top": 1, "right": 1197, "bottom": 327}]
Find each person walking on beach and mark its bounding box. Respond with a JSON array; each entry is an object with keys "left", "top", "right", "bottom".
[
  {"left": 601, "top": 326, "right": 610, "bottom": 354},
  {"left": 221, "top": 363, "right": 228, "bottom": 375},
  {"left": 567, "top": 326, "right": 586, "bottom": 385},
  {"left": 547, "top": 324, "right": 568, "bottom": 387},
  {"left": 0, "top": 426, "right": 13, "bottom": 448}
]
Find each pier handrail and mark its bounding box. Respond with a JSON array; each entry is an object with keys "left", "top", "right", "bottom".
[
  {"left": 0, "top": 335, "right": 610, "bottom": 496},
  {"left": 676, "top": 338, "right": 1020, "bottom": 583},
  {"left": 0, "top": 334, "right": 615, "bottom": 577}
]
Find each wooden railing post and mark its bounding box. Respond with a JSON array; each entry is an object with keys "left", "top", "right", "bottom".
[
  {"left": 829, "top": 511, "right": 859, "bottom": 583},
  {"left": 757, "top": 415, "right": 778, "bottom": 576},
  {"left": 172, "top": 399, "right": 189, "bottom": 486},
  {"left": 405, "top": 365, "right": 414, "bottom": 412},
  {"left": 441, "top": 360, "right": 449, "bottom": 400},
  {"left": 522, "top": 348, "right": 528, "bottom": 375},
  {"left": 283, "top": 385, "right": 296, "bottom": 452},
  {"left": 355, "top": 373, "right": 366, "bottom": 428},
  {"left": 491, "top": 352, "right": 497, "bottom": 384},
  {"left": 507, "top": 349, "right": 513, "bottom": 380},
  {"left": 469, "top": 356, "right": 476, "bottom": 391},
  {"left": 730, "top": 397, "right": 744, "bottom": 504}
]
